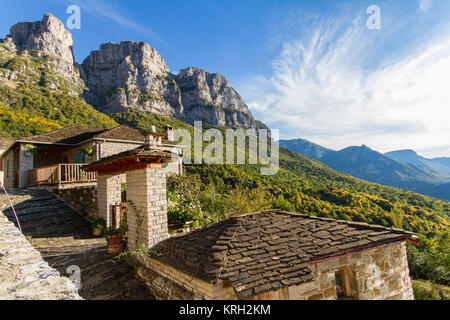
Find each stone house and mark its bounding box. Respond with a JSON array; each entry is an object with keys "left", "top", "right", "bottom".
[
  {"left": 138, "top": 210, "right": 416, "bottom": 300},
  {"left": 0, "top": 124, "right": 182, "bottom": 223},
  {"left": 85, "top": 137, "right": 417, "bottom": 300},
  {"left": 0, "top": 124, "right": 182, "bottom": 191}
]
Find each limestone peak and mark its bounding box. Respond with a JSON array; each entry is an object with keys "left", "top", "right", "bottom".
[{"left": 6, "top": 13, "right": 74, "bottom": 63}]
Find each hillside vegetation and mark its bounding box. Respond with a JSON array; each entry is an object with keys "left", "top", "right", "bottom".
[
  {"left": 0, "top": 44, "right": 117, "bottom": 138},
  {"left": 280, "top": 139, "right": 450, "bottom": 201}
]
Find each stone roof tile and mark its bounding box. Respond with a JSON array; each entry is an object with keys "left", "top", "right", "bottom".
[{"left": 150, "top": 210, "right": 415, "bottom": 299}]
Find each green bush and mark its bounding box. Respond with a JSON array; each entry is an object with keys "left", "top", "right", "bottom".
[
  {"left": 413, "top": 280, "right": 450, "bottom": 300},
  {"left": 407, "top": 235, "right": 450, "bottom": 285}
]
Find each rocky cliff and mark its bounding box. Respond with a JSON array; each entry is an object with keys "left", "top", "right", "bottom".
[
  {"left": 174, "top": 67, "right": 256, "bottom": 128},
  {"left": 1, "top": 13, "right": 264, "bottom": 130},
  {"left": 7, "top": 13, "right": 74, "bottom": 63},
  {"left": 1, "top": 13, "right": 85, "bottom": 92},
  {"left": 82, "top": 42, "right": 259, "bottom": 129},
  {"left": 81, "top": 41, "right": 182, "bottom": 117}
]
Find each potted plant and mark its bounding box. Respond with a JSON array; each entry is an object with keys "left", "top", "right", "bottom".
[
  {"left": 183, "top": 220, "right": 193, "bottom": 233},
  {"left": 104, "top": 227, "right": 123, "bottom": 254},
  {"left": 82, "top": 146, "right": 94, "bottom": 159},
  {"left": 193, "top": 220, "right": 201, "bottom": 230},
  {"left": 24, "top": 144, "right": 38, "bottom": 156},
  {"left": 91, "top": 218, "right": 105, "bottom": 236},
  {"left": 104, "top": 218, "right": 127, "bottom": 254}
]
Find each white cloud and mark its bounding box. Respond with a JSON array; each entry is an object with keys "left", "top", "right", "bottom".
[
  {"left": 241, "top": 14, "right": 450, "bottom": 158},
  {"left": 419, "top": 0, "right": 432, "bottom": 13}
]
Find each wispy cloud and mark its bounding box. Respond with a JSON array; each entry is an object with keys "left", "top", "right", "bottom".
[
  {"left": 58, "top": 0, "right": 160, "bottom": 41},
  {"left": 241, "top": 11, "right": 450, "bottom": 157},
  {"left": 419, "top": 0, "right": 432, "bottom": 13}
]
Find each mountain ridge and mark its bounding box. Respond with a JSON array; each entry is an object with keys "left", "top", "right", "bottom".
[
  {"left": 2, "top": 14, "right": 263, "bottom": 131},
  {"left": 279, "top": 138, "right": 450, "bottom": 201}
]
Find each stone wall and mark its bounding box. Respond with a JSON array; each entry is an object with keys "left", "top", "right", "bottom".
[
  {"left": 2, "top": 148, "right": 17, "bottom": 189},
  {"left": 53, "top": 186, "right": 98, "bottom": 221},
  {"left": 279, "top": 241, "right": 414, "bottom": 300},
  {"left": 97, "top": 174, "right": 122, "bottom": 227},
  {"left": 135, "top": 241, "right": 413, "bottom": 300},
  {"left": 165, "top": 158, "right": 183, "bottom": 175},
  {"left": 100, "top": 141, "right": 141, "bottom": 158},
  {"left": 135, "top": 255, "right": 237, "bottom": 300},
  {"left": 0, "top": 210, "right": 81, "bottom": 299},
  {"left": 126, "top": 167, "right": 169, "bottom": 250}
]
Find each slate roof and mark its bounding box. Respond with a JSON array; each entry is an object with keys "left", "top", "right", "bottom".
[
  {"left": 150, "top": 209, "right": 415, "bottom": 299},
  {"left": 17, "top": 124, "right": 176, "bottom": 146},
  {"left": 90, "top": 125, "right": 144, "bottom": 142},
  {"left": 0, "top": 137, "right": 13, "bottom": 149},
  {"left": 19, "top": 125, "right": 105, "bottom": 145}
]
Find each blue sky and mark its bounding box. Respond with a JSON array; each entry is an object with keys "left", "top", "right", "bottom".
[{"left": 1, "top": 0, "right": 450, "bottom": 157}]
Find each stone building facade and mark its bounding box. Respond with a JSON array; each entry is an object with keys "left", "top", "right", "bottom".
[
  {"left": 133, "top": 241, "right": 413, "bottom": 300},
  {"left": 132, "top": 210, "right": 416, "bottom": 300},
  {"left": 85, "top": 130, "right": 178, "bottom": 233},
  {"left": 251, "top": 242, "right": 414, "bottom": 300}
]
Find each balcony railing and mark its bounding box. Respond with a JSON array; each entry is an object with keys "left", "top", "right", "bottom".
[{"left": 27, "top": 163, "right": 97, "bottom": 186}]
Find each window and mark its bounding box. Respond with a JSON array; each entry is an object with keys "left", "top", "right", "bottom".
[
  {"left": 74, "top": 153, "right": 85, "bottom": 164},
  {"left": 335, "top": 268, "right": 353, "bottom": 300}
]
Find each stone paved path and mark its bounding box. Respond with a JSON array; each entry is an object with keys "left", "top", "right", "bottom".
[{"left": 0, "top": 189, "right": 154, "bottom": 300}]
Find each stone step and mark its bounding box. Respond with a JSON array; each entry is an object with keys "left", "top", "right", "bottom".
[
  {"left": 24, "top": 225, "right": 91, "bottom": 239},
  {"left": 22, "top": 219, "right": 91, "bottom": 237},
  {"left": 3, "top": 201, "right": 69, "bottom": 216},
  {"left": 5, "top": 207, "right": 78, "bottom": 223},
  {"left": 21, "top": 215, "right": 90, "bottom": 231},
  {"left": 4, "top": 197, "right": 65, "bottom": 211},
  {"left": 5, "top": 193, "right": 56, "bottom": 204},
  {"left": 19, "top": 215, "right": 89, "bottom": 232}
]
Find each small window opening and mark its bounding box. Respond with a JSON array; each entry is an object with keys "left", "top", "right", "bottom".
[{"left": 335, "top": 268, "right": 353, "bottom": 300}]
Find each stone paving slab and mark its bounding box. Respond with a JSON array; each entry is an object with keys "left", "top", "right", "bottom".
[
  {"left": 0, "top": 189, "right": 154, "bottom": 300},
  {"left": 0, "top": 211, "right": 81, "bottom": 300}
]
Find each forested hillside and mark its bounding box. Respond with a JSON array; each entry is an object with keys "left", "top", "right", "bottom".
[
  {"left": 0, "top": 43, "right": 117, "bottom": 138},
  {"left": 280, "top": 138, "right": 450, "bottom": 201}
]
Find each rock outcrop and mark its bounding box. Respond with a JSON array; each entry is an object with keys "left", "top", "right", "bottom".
[
  {"left": 81, "top": 43, "right": 259, "bottom": 129},
  {"left": 1, "top": 14, "right": 84, "bottom": 93},
  {"left": 81, "top": 41, "right": 182, "bottom": 117},
  {"left": 6, "top": 13, "right": 74, "bottom": 63},
  {"left": 174, "top": 67, "right": 256, "bottom": 128}
]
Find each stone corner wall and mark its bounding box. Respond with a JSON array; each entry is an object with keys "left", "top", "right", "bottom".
[
  {"left": 286, "top": 242, "right": 414, "bottom": 300},
  {"left": 0, "top": 211, "right": 82, "bottom": 300},
  {"left": 126, "top": 167, "right": 169, "bottom": 250}
]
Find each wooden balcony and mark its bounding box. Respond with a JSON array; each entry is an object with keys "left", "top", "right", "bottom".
[{"left": 27, "top": 163, "right": 97, "bottom": 186}]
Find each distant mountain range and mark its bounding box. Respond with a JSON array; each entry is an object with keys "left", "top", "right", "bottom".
[
  {"left": 279, "top": 139, "right": 450, "bottom": 201},
  {"left": 385, "top": 150, "right": 450, "bottom": 177}
]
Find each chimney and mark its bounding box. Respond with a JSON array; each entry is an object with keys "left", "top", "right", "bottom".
[
  {"left": 144, "top": 126, "right": 162, "bottom": 146},
  {"left": 165, "top": 125, "right": 174, "bottom": 142}
]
